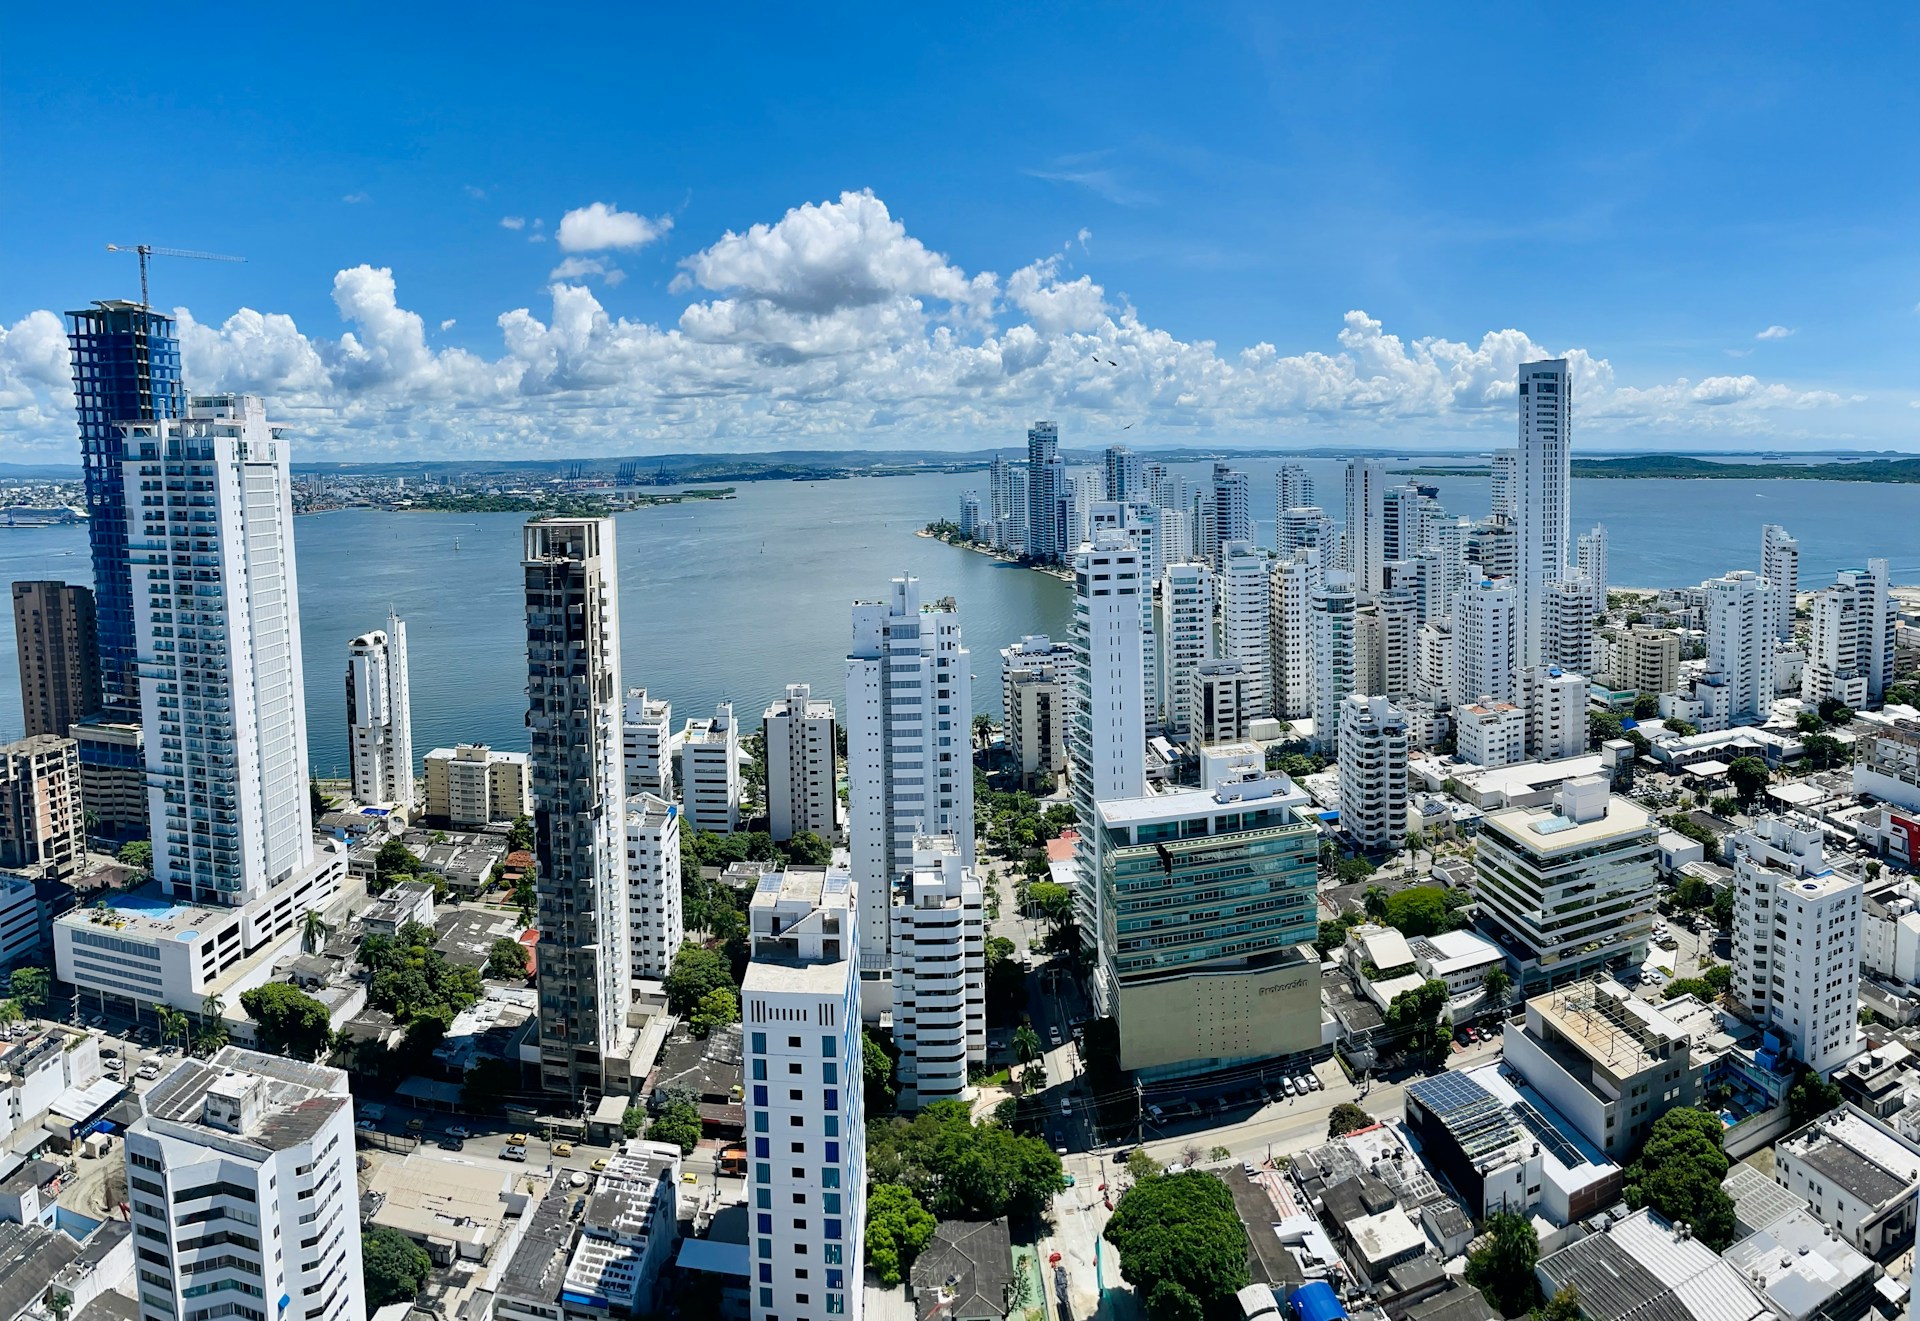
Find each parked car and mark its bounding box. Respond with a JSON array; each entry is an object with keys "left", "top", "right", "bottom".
[
  {"left": 439, "top": 1136, "right": 464, "bottom": 1151},
  {"left": 501, "top": 1144, "right": 528, "bottom": 1162},
  {"left": 446, "top": 1125, "right": 471, "bottom": 1139},
  {"left": 356, "top": 1119, "right": 377, "bottom": 1132},
  {"left": 1305, "top": 1074, "right": 1322, "bottom": 1092},
  {"left": 552, "top": 1141, "right": 573, "bottom": 1157}
]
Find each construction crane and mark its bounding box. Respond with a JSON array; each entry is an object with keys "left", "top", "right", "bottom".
[{"left": 105, "top": 243, "right": 246, "bottom": 310}]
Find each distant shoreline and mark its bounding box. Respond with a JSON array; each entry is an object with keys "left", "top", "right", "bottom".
[{"left": 915, "top": 529, "right": 1074, "bottom": 582}]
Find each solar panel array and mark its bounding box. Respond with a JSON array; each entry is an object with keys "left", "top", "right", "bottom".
[
  {"left": 1513, "top": 1100, "right": 1588, "bottom": 1167},
  {"left": 1408, "top": 1073, "right": 1519, "bottom": 1161}
]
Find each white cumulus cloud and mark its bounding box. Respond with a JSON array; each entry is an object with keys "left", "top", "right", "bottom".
[
  {"left": 1756, "top": 324, "right": 1795, "bottom": 340},
  {"left": 499, "top": 216, "right": 526, "bottom": 231},
  {"left": 557, "top": 202, "right": 672, "bottom": 253},
  {"left": 0, "top": 191, "right": 1863, "bottom": 459}
]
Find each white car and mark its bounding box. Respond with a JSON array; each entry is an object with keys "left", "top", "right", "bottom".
[
  {"left": 1280, "top": 1078, "right": 1296, "bottom": 1097},
  {"left": 501, "top": 1144, "right": 528, "bottom": 1162}
]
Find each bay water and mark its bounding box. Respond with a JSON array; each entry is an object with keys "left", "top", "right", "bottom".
[{"left": 3, "top": 458, "right": 1918, "bottom": 774}]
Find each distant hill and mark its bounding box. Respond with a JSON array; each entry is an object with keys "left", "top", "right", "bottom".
[{"left": 1572, "top": 454, "right": 1920, "bottom": 483}]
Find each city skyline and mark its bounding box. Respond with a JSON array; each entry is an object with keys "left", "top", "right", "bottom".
[{"left": 4, "top": 9, "right": 1918, "bottom": 460}]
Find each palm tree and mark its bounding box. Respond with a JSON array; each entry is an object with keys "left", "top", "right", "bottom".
[
  {"left": 1013, "top": 1024, "right": 1042, "bottom": 1066},
  {"left": 301, "top": 911, "right": 330, "bottom": 955},
  {"left": 202, "top": 994, "right": 226, "bottom": 1027},
  {"left": 157, "top": 1006, "right": 188, "bottom": 1053},
  {"left": 1482, "top": 966, "right": 1514, "bottom": 1009},
  {"left": 1363, "top": 886, "right": 1390, "bottom": 922},
  {"left": 0, "top": 1001, "right": 21, "bottom": 1033},
  {"left": 972, "top": 714, "right": 995, "bottom": 753}
]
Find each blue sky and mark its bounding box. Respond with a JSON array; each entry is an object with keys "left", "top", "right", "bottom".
[{"left": 3, "top": 3, "right": 1918, "bottom": 459}]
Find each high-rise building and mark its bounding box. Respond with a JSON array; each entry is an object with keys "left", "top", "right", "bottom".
[
  {"left": 1209, "top": 464, "right": 1252, "bottom": 566},
  {"left": 1276, "top": 463, "right": 1313, "bottom": 516},
  {"left": 68, "top": 300, "right": 184, "bottom": 721},
  {"left": 743, "top": 860, "right": 865, "bottom": 1321},
  {"left": 1382, "top": 484, "right": 1430, "bottom": 564},
  {"left": 957, "top": 490, "right": 982, "bottom": 539},
  {"left": 1104, "top": 444, "right": 1143, "bottom": 501},
  {"left": 1373, "top": 591, "right": 1419, "bottom": 703},
  {"left": 1069, "top": 531, "right": 1149, "bottom": 1013},
  {"left": 1465, "top": 518, "right": 1517, "bottom": 581},
  {"left": 125, "top": 1048, "right": 364, "bottom": 1321},
  {"left": 1026, "top": 421, "right": 1062, "bottom": 563},
  {"left": 1457, "top": 577, "right": 1519, "bottom": 707},
  {"left": 1092, "top": 773, "right": 1321, "bottom": 1078},
  {"left": 1576, "top": 524, "right": 1610, "bottom": 615},
  {"left": 1002, "top": 635, "right": 1072, "bottom": 791},
  {"left": 1310, "top": 572, "right": 1358, "bottom": 753},
  {"left": 10, "top": 582, "right": 98, "bottom": 738},
  {"left": 625, "top": 792, "right": 684, "bottom": 981},
  {"left": 1276, "top": 504, "right": 1332, "bottom": 557},
  {"left": 1190, "top": 660, "right": 1251, "bottom": 746},
  {"left": 345, "top": 609, "right": 414, "bottom": 808},
  {"left": 1476, "top": 777, "right": 1656, "bottom": 993},
  {"left": 1544, "top": 579, "right": 1597, "bottom": 677},
  {"left": 1064, "top": 469, "right": 1101, "bottom": 552},
  {"left": 1413, "top": 618, "right": 1457, "bottom": 709},
  {"left": 126, "top": 396, "right": 312, "bottom": 904},
  {"left": 623, "top": 689, "right": 674, "bottom": 801},
  {"left": 70, "top": 718, "right": 144, "bottom": 843},
  {"left": 524, "top": 516, "right": 631, "bottom": 1096},
  {"left": 681, "top": 703, "right": 742, "bottom": 835},
  {"left": 889, "top": 836, "right": 985, "bottom": 1107},
  {"left": 423, "top": 743, "right": 532, "bottom": 826},
  {"left": 765, "top": 684, "right": 838, "bottom": 843},
  {"left": 1158, "top": 563, "right": 1214, "bottom": 735},
  {"left": 0, "top": 735, "right": 85, "bottom": 878},
  {"left": 1804, "top": 560, "right": 1894, "bottom": 709},
  {"left": 1217, "top": 542, "right": 1271, "bottom": 719},
  {"left": 1337, "top": 695, "right": 1408, "bottom": 851},
  {"left": 1619, "top": 627, "right": 1680, "bottom": 695},
  {"left": 1730, "top": 817, "right": 1862, "bottom": 1074},
  {"left": 1514, "top": 360, "right": 1572, "bottom": 667},
  {"left": 1489, "top": 448, "right": 1517, "bottom": 522},
  {"left": 1343, "top": 459, "right": 1387, "bottom": 598},
  {"left": 1520, "top": 665, "right": 1588, "bottom": 762},
  {"left": 1762, "top": 524, "right": 1800, "bottom": 641},
  {"left": 1269, "top": 550, "right": 1322, "bottom": 721},
  {"left": 1696, "top": 569, "right": 1776, "bottom": 728},
  {"left": 847, "top": 577, "right": 974, "bottom": 984}
]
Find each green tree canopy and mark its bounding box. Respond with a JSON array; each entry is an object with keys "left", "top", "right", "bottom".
[
  {"left": 781, "top": 831, "right": 834, "bottom": 866},
  {"left": 1464, "top": 1211, "right": 1540, "bottom": 1317},
  {"left": 359, "top": 922, "right": 484, "bottom": 1026},
  {"left": 689, "top": 987, "right": 740, "bottom": 1038},
  {"left": 361, "top": 1227, "right": 433, "bottom": 1307},
  {"left": 116, "top": 840, "right": 153, "bottom": 877},
  {"left": 1327, "top": 1103, "right": 1375, "bottom": 1137},
  {"left": 1632, "top": 694, "right": 1662, "bottom": 719},
  {"left": 647, "top": 1099, "right": 703, "bottom": 1154},
  {"left": 7, "top": 967, "right": 49, "bottom": 1010},
  {"left": 1383, "top": 886, "right": 1454, "bottom": 937},
  {"left": 1385, "top": 979, "right": 1453, "bottom": 1063},
  {"left": 373, "top": 839, "right": 428, "bottom": 894},
  {"left": 866, "top": 1100, "right": 1065, "bottom": 1219},
  {"left": 1103, "top": 1171, "right": 1250, "bottom": 1315},
  {"left": 664, "top": 945, "right": 736, "bottom": 1016},
  {"left": 1787, "top": 1068, "right": 1843, "bottom": 1128},
  {"left": 240, "top": 983, "right": 332, "bottom": 1061},
  {"left": 1727, "top": 756, "right": 1769, "bottom": 803},
  {"left": 865, "top": 1184, "right": 937, "bottom": 1287},
  {"left": 1482, "top": 965, "right": 1514, "bottom": 1006},
  {"left": 485, "top": 937, "right": 530, "bottom": 981},
  {"left": 1623, "top": 1108, "right": 1736, "bottom": 1249},
  {"left": 864, "top": 1030, "right": 897, "bottom": 1113}
]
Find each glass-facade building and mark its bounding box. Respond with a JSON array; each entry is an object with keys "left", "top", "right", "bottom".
[
  {"left": 1096, "top": 775, "right": 1323, "bottom": 1078},
  {"left": 67, "top": 300, "right": 185, "bottom": 719}
]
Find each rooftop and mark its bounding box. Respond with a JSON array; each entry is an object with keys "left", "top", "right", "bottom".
[
  {"left": 1484, "top": 793, "right": 1652, "bottom": 854},
  {"left": 1780, "top": 1106, "right": 1920, "bottom": 1207},
  {"left": 1722, "top": 1209, "right": 1875, "bottom": 1321},
  {"left": 1538, "top": 1208, "right": 1769, "bottom": 1321},
  {"left": 1097, "top": 774, "right": 1311, "bottom": 827},
  {"left": 909, "top": 1218, "right": 1015, "bottom": 1321},
  {"left": 1531, "top": 980, "right": 1688, "bottom": 1077},
  {"left": 140, "top": 1047, "right": 349, "bottom": 1153},
  {"left": 0, "top": 1222, "right": 81, "bottom": 1321},
  {"left": 497, "top": 1183, "right": 581, "bottom": 1309}
]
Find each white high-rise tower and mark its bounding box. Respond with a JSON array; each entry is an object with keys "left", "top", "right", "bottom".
[
  {"left": 1343, "top": 458, "right": 1387, "bottom": 598},
  {"left": 1276, "top": 462, "right": 1314, "bottom": 516},
  {"left": 525, "top": 517, "right": 630, "bottom": 1096},
  {"left": 1515, "top": 360, "right": 1572, "bottom": 667},
  {"left": 1457, "top": 576, "right": 1519, "bottom": 706},
  {"left": 124, "top": 395, "right": 312, "bottom": 905},
  {"left": 1761, "top": 525, "right": 1800, "bottom": 642},
  {"left": 1270, "top": 548, "right": 1323, "bottom": 721},
  {"left": 847, "top": 577, "right": 974, "bottom": 990},
  {"left": 1070, "top": 530, "right": 1148, "bottom": 1013},
  {"left": 1217, "top": 541, "right": 1271, "bottom": 719},
  {"left": 764, "top": 683, "right": 839, "bottom": 843},
  {"left": 345, "top": 608, "right": 414, "bottom": 808},
  {"left": 1158, "top": 562, "right": 1214, "bottom": 736},
  {"left": 1310, "top": 571, "right": 1357, "bottom": 753}
]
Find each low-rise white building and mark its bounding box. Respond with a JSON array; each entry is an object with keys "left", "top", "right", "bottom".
[
  {"left": 888, "top": 837, "right": 985, "bottom": 1108},
  {"left": 563, "top": 1140, "right": 685, "bottom": 1315},
  {"left": 1410, "top": 929, "right": 1504, "bottom": 1002},
  {"left": 1773, "top": 1104, "right": 1920, "bottom": 1259},
  {"left": 56, "top": 837, "right": 348, "bottom": 1016}
]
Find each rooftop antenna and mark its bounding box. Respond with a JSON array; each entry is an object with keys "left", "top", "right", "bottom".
[{"left": 106, "top": 244, "right": 246, "bottom": 310}]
